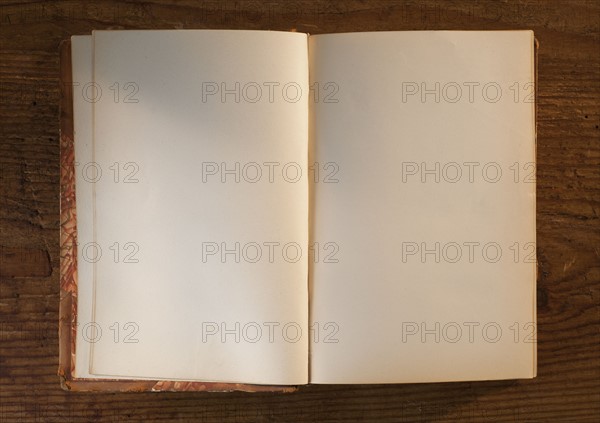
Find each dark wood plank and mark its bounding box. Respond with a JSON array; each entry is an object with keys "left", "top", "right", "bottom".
[{"left": 0, "top": 0, "right": 598, "bottom": 421}]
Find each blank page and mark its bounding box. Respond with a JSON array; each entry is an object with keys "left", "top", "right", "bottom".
[
  {"left": 71, "top": 35, "right": 104, "bottom": 379},
  {"left": 90, "top": 30, "right": 309, "bottom": 385},
  {"left": 71, "top": 36, "right": 158, "bottom": 381},
  {"left": 309, "top": 31, "right": 536, "bottom": 383}
]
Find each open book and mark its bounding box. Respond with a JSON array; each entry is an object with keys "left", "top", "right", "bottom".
[{"left": 59, "top": 30, "right": 536, "bottom": 390}]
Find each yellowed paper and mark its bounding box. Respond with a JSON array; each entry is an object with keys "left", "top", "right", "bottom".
[
  {"left": 90, "top": 30, "right": 309, "bottom": 385},
  {"left": 309, "top": 31, "right": 536, "bottom": 383}
]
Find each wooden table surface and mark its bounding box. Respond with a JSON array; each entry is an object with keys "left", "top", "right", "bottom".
[{"left": 0, "top": 1, "right": 598, "bottom": 421}]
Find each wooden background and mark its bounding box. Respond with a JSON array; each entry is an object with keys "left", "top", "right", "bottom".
[{"left": 0, "top": 0, "right": 598, "bottom": 421}]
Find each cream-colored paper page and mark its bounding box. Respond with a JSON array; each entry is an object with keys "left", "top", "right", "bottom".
[
  {"left": 71, "top": 35, "right": 108, "bottom": 379},
  {"left": 71, "top": 36, "right": 158, "bottom": 381},
  {"left": 90, "top": 30, "right": 308, "bottom": 384},
  {"left": 309, "top": 31, "right": 536, "bottom": 383}
]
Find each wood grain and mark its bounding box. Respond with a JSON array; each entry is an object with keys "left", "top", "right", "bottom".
[{"left": 0, "top": 0, "right": 598, "bottom": 421}]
